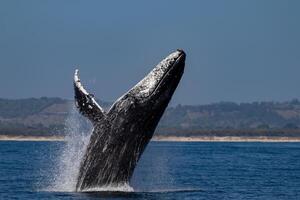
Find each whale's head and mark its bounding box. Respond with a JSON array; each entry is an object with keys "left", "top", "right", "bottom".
[
  {"left": 107, "top": 49, "right": 186, "bottom": 137},
  {"left": 129, "top": 49, "right": 185, "bottom": 104}
]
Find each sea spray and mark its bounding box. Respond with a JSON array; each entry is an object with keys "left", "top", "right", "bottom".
[
  {"left": 50, "top": 105, "right": 92, "bottom": 192},
  {"left": 45, "top": 106, "right": 171, "bottom": 192}
]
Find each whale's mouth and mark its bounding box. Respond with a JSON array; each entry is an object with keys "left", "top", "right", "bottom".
[{"left": 130, "top": 50, "right": 186, "bottom": 99}]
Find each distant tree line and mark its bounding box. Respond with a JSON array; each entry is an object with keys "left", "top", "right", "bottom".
[{"left": 1, "top": 97, "right": 300, "bottom": 136}]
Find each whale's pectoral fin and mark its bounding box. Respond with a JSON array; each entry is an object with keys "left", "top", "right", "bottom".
[{"left": 74, "top": 69, "right": 105, "bottom": 123}]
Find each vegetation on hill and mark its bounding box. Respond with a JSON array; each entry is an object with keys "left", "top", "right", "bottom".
[
  {"left": 159, "top": 100, "right": 300, "bottom": 130},
  {"left": 0, "top": 97, "right": 64, "bottom": 118},
  {"left": 1, "top": 97, "right": 300, "bottom": 136}
]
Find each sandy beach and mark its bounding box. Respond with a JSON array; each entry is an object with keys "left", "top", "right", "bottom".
[
  {"left": 152, "top": 136, "right": 300, "bottom": 142},
  {"left": 1, "top": 135, "right": 300, "bottom": 142},
  {"left": 0, "top": 135, "right": 64, "bottom": 141}
]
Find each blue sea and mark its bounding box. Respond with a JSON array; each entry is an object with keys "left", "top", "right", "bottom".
[{"left": 0, "top": 141, "right": 300, "bottom": 199}]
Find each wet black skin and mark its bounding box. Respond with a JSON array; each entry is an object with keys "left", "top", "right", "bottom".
[{"left": 74, "top": 50, "right": 186, "bottom": 191}]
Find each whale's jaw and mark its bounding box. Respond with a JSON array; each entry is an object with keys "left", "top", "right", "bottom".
[{"left": 74, "top": 50, "right": 186, "bottom": 191}]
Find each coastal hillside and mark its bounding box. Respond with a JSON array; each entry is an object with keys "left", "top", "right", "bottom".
[
  {"left": 159, "top": 100, "right": 300, "bottom": 130},
  {"left": 1, "top": 97, "right": 300, "bottom": 136}
]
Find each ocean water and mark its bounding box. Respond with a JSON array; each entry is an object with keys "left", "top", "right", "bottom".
[{"left": 0, "top": 141, "right": 300, "bottom": 199}]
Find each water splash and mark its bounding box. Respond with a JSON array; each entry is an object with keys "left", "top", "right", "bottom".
[
  {"left": 82, "top": 183, "right": 134, "bottom": 192},
  {"left": 45, "top": 105, "right": 173, "bottom": 193},
  {"left": 45, "top": 105, "right": 135, "bottom": 193},
  {"left": 49, "top": 105, "right": 92, "bottom": 192}
]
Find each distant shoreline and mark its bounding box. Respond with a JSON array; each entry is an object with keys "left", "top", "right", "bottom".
[
  {"left": 0, "top": 135, "right": 64, "bottom": 141},
  {"left": 1, "top": 135, "right": 300, "bottom": 142},
  {"left": 152, "top": 136, "right": 300, "bottom": 142}
]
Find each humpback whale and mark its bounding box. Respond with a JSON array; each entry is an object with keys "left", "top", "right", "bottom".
[{"left": 74, "top": 49, "right": 186, "bottom": 191}]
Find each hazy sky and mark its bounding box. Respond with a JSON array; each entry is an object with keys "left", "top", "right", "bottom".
[{"left": 0, "top": 0, "right": 299, "bottom": 105}]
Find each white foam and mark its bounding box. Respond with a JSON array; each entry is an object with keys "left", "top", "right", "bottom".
[{"left": 81, "top": 183, "right": 134, "bottom": 192}]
